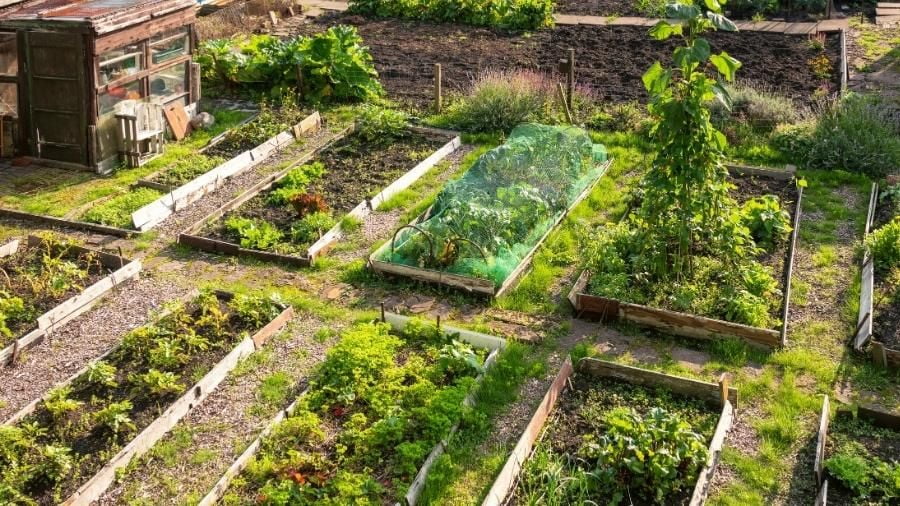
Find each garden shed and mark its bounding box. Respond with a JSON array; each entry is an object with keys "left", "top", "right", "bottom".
[{"left": 0, "top": 0, "right": 200, "bottom": 173}]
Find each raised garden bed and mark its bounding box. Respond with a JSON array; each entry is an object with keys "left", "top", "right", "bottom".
[
  {"left": 370, "top": 124, "right": 612, "bottom": 298},
  {"left": 0, "top": 235, "right": 141, "bottom": 366},
  {"left": 179, "top": 125, "right": 460, "bottom": 266},
  {"left": 127, "top": 110, "right": 323, "bottom": 232},
  {"left": 568, "top": 166, "right": 803, "bottom": 348},
  {"left": 853, "top": 182, "right": 900, "bottom": 369},
  {"left": 483, "top": 357, "right": 736, "bottom": 506},
  {"left": 813, "top": 396, "right": 900, "bottom": 505},
  {"left": 0, "top": 290, "right": 293, "bottom": 505},
  {"left": 196, "top": 311, "right": 506, "bottom": 506}
]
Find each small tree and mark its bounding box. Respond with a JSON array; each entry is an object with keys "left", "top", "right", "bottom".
[{"left": 636, "top": 0, "right": 750, "bottom": 279}]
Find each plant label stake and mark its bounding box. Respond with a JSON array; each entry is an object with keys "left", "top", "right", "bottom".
[
  {"left": 434, "top": 63, "right": 443, "bottom": 113},
  {"left": 567, "top": 48, "right": 575, "bottom": 108},
  {"left": 380, "top": 302, "right": 386, "bottom": 323}
]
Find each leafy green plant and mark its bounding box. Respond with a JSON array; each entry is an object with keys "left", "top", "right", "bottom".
[
  {"left": 81, "top": 188, "right": 162, "bottom": 229},
  {"left": 225, "top": 217, "right": 285, "bottom": 251},
  {"left": 197, "top": 26, "right": 382, "bottom": 102},
  {"left": 348, "top": 0, "right": 553, "bottom": 30},
  {"left": 826, "top": 450, "right": 900, "bottom": 500},
  {"left": 438, "top": 340, "right": 485, "bottom": 379},
  {"left": 740, "top": 195, "right": 792, "bottom": 250},
  {"left": 356, "top": 105, "right": 408, "bottom": 144},
  {"left": 43, "top": 386, "right": 83, "bottom": 420},
  {"left": 290, "top": 211, "right": 336, "bottom": 245},
  {"left": 580, "top": 407, "right": 708, "bottom": 504},
  {"left": 130, "top": 369, "right": 184, "bottom": 397},
  {"left": 154, "top": 154, "right": 226, "bottom": 187},
  {"left": 82, "top": 361, "right": 119, "bottom": 389},
  {"left": 92, "top": 400, "right": 137, "bottom": 435},
  {"left": 267, "top": 162, "right": 327, "bottom": 206},
  {"left": 228, "top": 293, "right": 282, "bottom": 328},
  {"left": 867, "top": 218, "right": 900, "bottom": 269},
  {"left": 0, "top": 293, "right": 29, "bottom": 338}
]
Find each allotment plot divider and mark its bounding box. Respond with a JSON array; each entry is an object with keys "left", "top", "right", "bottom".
[
  {"left": 0, "top": 235, "right": 141, "bottom": 366},
  {"left": 482, "top": 358, "right": 737, "bottom": 506},
  {"left": 854, "top": 182, "right": 900, "bottom": 369},
  {"left": 179, "top": 125, "right": 461, "bottom": 266},
  {"left": 2, "top": 291, "right": 294, "bottom": 506},
  {"left": 131, "top": 111, "right": 323, "bottom": 231},
  {"left": 197, "top": 311, "right": 506, "bottom": 506},
  {"left": 569, "top": 166, "right": 803, "bottom": 348}
]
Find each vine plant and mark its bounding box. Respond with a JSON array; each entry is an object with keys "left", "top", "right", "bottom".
[{"left": 637, "top": 0, "right": 746, "bottom": 279}]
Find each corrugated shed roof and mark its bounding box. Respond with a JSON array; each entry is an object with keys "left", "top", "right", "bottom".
[{"left": 0, "top": 0, "right": 195, "bottom": 33}]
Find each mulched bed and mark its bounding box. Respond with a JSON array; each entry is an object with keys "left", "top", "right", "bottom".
[
  {"left": 203, "top": 132, "right": 445, "bottom": 247},
  {"left": 288, "top": 14, "right": 841, "bottom": 109},
  {"left": 0, "top": 241, "right": 107, "bottom": 347},
  {"left": 824, "top": 411, "right": 900, "bottom": 505},
  {"left": 18, "top": 295, "right": 269, "bottom": 505},
  {"left": 510, "top": 373, "right": 719, "bottom": 505}
]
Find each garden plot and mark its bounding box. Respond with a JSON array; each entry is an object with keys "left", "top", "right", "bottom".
[
  {"left": 0, "top": 234, "right": 140, "bottom": 366},
  {"left": 813, "top": 396, "right": 900, "bottom": 505},
  {"left": 127, "top": 109, "right": 323, "bottom": 232},
  {"left": 483, "top": 358, "right": 736, "bottom": 506},
  {"left": 0, "top": 290, "right": 292, "bottom": 506},
  {"left": 370, "top": 124, "right": 611, "bottom": 297},
  {"left": 853, "top": 182, "right": 900, "bottom": 369},
  {"left": 569, "top": 166, "right": 803, "bottom": 348},
  {"left": 180, "top": 125, "right": 459, "bottom": 266},
  {"left": 197, "top": 312, "right": 505, "bottom": 505},
  {"left": 290, "top": 14, "right": 842, "bottom": 108}
]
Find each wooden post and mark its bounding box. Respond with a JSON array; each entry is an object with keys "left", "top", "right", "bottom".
[
  {"left": 873, "top": 341, "right": 888, "bottom": 368},
  {"left": 567, "top": 48, "right": 575, "bottom": 108},
  {"left": 718, "top": 373, "right": 729, "bottom": 407},
  {"left": 434, "top": 64, "right": 443, "bottom": 113},
  {"left": 295, "top": 64, "right": 304, "bottom": 96},
  {"left": 556, "top": 83, "right": 573, "bottom": 124},
  {"left": 191, "top": 63, "right": 202, "bottom": 104},
  {"left": 268, "top": 11, "right": 279, "bottom": 26},
  {"left": 380, "top": 302, "right": 386, "bottom": 323},
  {"left": 436, "top": 314, "right": 441, "bottom": 331}
]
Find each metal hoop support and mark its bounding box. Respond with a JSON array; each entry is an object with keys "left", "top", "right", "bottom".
[
  {"left": 390, "top": 225, "right": 435, "bottom": 265},
  {"left": 447, "top": 237, "right": 488, "bottom": 263}
]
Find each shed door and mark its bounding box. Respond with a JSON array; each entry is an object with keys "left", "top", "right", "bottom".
[{"left": 24, "top": 31, "right": 87, "bottom": 166}]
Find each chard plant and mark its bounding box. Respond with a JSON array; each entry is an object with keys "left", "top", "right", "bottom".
[{"left": 637, "top": 0, "right": 747, "bottom": 279}]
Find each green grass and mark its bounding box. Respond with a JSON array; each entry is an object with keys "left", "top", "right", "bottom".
[
  {"left": 0, "top": 108, "right": 248, "bottom": 217},
  {"left": 80, "top": 187, "right": 163, "bottom": 229}
]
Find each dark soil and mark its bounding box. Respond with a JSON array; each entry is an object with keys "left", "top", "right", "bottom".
[
  {"left": 871, "top": 192, "right": 900, "bottom": 350},
  {"left": 0, "top": 243, "right": 107, "bottom": 347},
  {"left": 824, "top": 411, "right": 900, "bottom": 506},
  {"left": 22, "top": 296, "right": 269, "bottom": 505},
  {"left": 289, "top": 14, "right": 841, "bottom": 109},
  {"left": 554, "top": 0, "right": 829, "bottom": 21},
  {"left": 510, "top": 372, "right": 719, "bottom": 505},
  {"left": 205, "top": 132, "right": 445, "bottom": 249}
]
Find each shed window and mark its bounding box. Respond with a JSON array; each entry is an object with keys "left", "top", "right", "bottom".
[
  {"left": 99, "top": 80, "right": 143, "bottom": 116},
  {"left": 99, "top": 42, "right": 143, "bottom": 85},
  {"left": 151, "top": 28, "right": 189, "bottom": 65},
  {"left": 150, "top": 62, "right": 187, "bottom": 102},
  {"left": 0, "top": 83, "right": 16, "bottom": 115},
  {"left": 0, "top": 33, "right": 16, "bottom": 78}
]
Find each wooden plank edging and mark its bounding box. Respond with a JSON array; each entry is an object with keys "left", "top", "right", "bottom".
[
  {"left": 57, "top": 302, "right": 293, "bottom": 505},
  {"left": 481, "top": 358, "right": 736, "bottom": 506},
  {"left": 131, "top": 111, "right": 322, "bottom": 231},
  {"left": 0, "top": 238, "right": 19, "bottom": 257},
  {"left": 854, "top": 183, "right": 878, "bottom": 352},
  {"left": 198, "top": 312, "right": 505, "bottom": 506},
  {"left": 0, "top": 238, "right": 141, "bottom": 366},
  {"left": 779, "top": 184, "right": 804, "bottom": 345},
  {"left": 0, "top": 208, "right": 136, "bottom": 237},
  {"left": 814, "top": 395, "right": 830, "bottom": 488}
]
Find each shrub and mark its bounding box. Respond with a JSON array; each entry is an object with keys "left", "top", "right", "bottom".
[
  {"left": 435, "top": 70, "right": 553, "bottom": 134},
  {"left": 867, "top": 219, "right": 900, "bottom": 269},
  {"left": 81, "top": 188, "right": 162, "bottom": 229},
  {"left": 802, "top": 94, "right": 900, "bottom": 178},
  {"left": 769, "top": 121, "right": 815, "bottom": 158},
  {"left": 347, "top": 0, "right": 553, "bottom": 31},
  {"left": 580, "top": 407, "right": 708, "bottom": 504},
  {"left": 709, "top": 83, "right": 804, "bottom": 133},
  {"left": 197, "top": 26, "right": 382, "bottom": 102}
]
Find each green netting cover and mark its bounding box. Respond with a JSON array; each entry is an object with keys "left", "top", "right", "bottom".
[{"left": 378, "top": 123, "right": 608, "bottom": 286}]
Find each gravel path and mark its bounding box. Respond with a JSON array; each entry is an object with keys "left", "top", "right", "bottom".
[
  {"left": 96, "top": 314, "right": 337, "bottom": 506},
  {"left": 0, "top": 274, "right": 187, "bottom": 422}
]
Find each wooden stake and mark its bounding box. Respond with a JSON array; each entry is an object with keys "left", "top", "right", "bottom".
[
  {"left": 295, "top": 65, "right": 303, "bottom": 94},
  {"left": 566, "top": 48, "right": 575, "bottom": 108},
  {"left": 436, "top": 314, "right": 441, "bottom": 330},
  {"left": 556, "top": 83, "right": 573, "bottom": 124},
  {"left": 380, "top": 302, "right": 386, "bottom": 323},
  {"left": 268, "top": 11, "right": 279, "bottom": 26},
  {"left": 718, "top": 373, "right": 729, "bottom": 407},
  {"left": 434, "top": 63, "right": 443, "bottom": 113}
]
